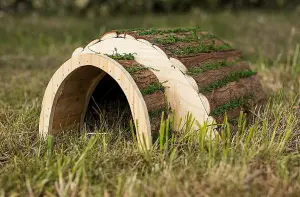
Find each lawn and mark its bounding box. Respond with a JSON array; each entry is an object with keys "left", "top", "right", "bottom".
[{"left": 0, "top": 11, "right": 300, "bottom": 196}]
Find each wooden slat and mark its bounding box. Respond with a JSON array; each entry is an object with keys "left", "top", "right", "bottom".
[
  {"left": 53, "top": 94, "right": 86, "bottom": 119},
  {"left": 52, "top": 114, "right": 81, "bottom": 130},
  {"left": 59, "top": 78, "right": 94, "bottom": 99}
]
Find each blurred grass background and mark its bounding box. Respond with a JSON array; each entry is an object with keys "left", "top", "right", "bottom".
[
  {"left": 1, "top": 0, "right": 300, "bottom": 15},
  {"left": 0, "top": 1, "right": 300, "bottom": 196}
]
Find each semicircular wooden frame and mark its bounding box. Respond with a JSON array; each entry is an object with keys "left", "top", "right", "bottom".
[{"left": 39, "top": 53, "right": 152, "bottom": 149}]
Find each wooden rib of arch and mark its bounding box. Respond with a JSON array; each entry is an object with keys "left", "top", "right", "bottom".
[
  {"left": 39, "top": 27, "right": 266, "bottom": 149},
  {"left": 115, "top": 59, "right": 167, "bottom": 131},
  {"left": 39, "top": 54, "right": 154, "bottom": 149}
]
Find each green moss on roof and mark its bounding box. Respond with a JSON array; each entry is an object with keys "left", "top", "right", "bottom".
[
  {"left": 114, "top": 28, "right": 231, "bottom": 54},
  {"left": 152, "top": 33, "right": 220, "bottom": 45},
  {"left": 115, "top": 27, "right": 198, "bottom": 36},
  {"left": 125, "top": 64, "right": 149, "bottom": 74},
  {"left": 140, "top": 82, "right": 165, "bottom": 96},
  {"left": 106, "top": 53, "right": 135, "bottom": 60},
  {"left": 125, "top": 64, "right": 160, "bottom": 74},
  {"left": 215, "top": 43, "right": 233, "bottom": 51},
  {"left": 210, "top": 95, "right": 253, "bottom": 117},
  {"left": 187, "top": 60, "right": 231, "bottom": 75},
  {"left": 137, "top": 27, "right": 199, "bottom": 36},
  {"left": 173, "top": 41, "right": 233, "bottom": 55},
  {"left": 200, "top": 70, "right": 257, "bottom": 93},
  {"left": 153, "top": 35, "right": 195, "bottom": 44}
]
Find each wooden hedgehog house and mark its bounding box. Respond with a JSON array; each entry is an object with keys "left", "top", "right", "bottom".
[{"left": 39, "top": 28, "right": 265, "bottom": 148}]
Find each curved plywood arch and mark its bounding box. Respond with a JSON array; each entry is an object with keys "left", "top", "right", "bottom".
[{"left": 39, "top": 53, "right": 152, "bottom": 149}]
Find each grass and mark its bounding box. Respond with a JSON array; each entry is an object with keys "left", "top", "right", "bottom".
[
  {"left": 199, "top": 70, "right": 257, "bottom": 93},
  {"left": 153, "top": 32, "right": 220, "bottom": 45},
  {"left": 153, "top": 35, "right": 196, "bottom": 44},
  {"left": 124, "top": 64, "right": 159, "bottom": 74},
  {"left": 187, "top": 60, "right": 233, "bottom": 75},
  {"left": 215, "top": 42, "right": 233, "bottom": 51},
  {"left": 135, "top": 27, "right": 199, "bottom": 36},
  {"left": 115, "top": 27, "right": 198, "bottom": 36},
  {"left": 0, "top": 11, "right": 300, "bottom": 196},
  {"left": 210, "top": 95, "right": 253, "bottom": 117},
  {"left": 124, "top": 63, "right": 148, "bottom": 73},
  {"left": 105, "top": 53, "right": 135, "bottom": 60},
  {"left": 140, "top": 82, "right": 165, "bottom": 96},
  {"left": 117, "top": 27, "right": 218, "bottom": 46},
  {"left": 173, "top": 40, "right": 233, "bottom": 55}
]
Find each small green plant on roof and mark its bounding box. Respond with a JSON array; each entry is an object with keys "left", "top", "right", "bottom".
[
  {"left": 106, "top": 53, "right": 135, "bottom": 60},
  {"left": 153, "top": 32, "right": 222, "bottom": 46},
  {"left": 210, "top": 95, "right": 253, "bottom": 117},
  {"left": 153, "top": 35, "right": 186, "bottom": 44},
  {"left": 174, "top": 42, "right": 214, "bottom": 55},
  {"left": 153, "top": 35, "right": 195, "bottom": 44},
  {"left": 137, "top": 27, "right": 200, "bottom": 36},
  {"left": 140, "top": 81, "right": 166, "bottom": 96},
  {"left": 215, "top": 42, "right": 233, "bottom": 51},
  {"left": 125, "top": 64, "right": 149, "bottom": 74},
  {"left": 200, "top": 70, "right": 257, "bottom": 93},
  {"left": 173, "top": 40, "right": 233, "bottom": 55},
  {"left": 187, "top": 60, "right": 234, "bottom": 75},
  {"left": 125, "top": 64, "right": 159, "bottom": 74}
]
